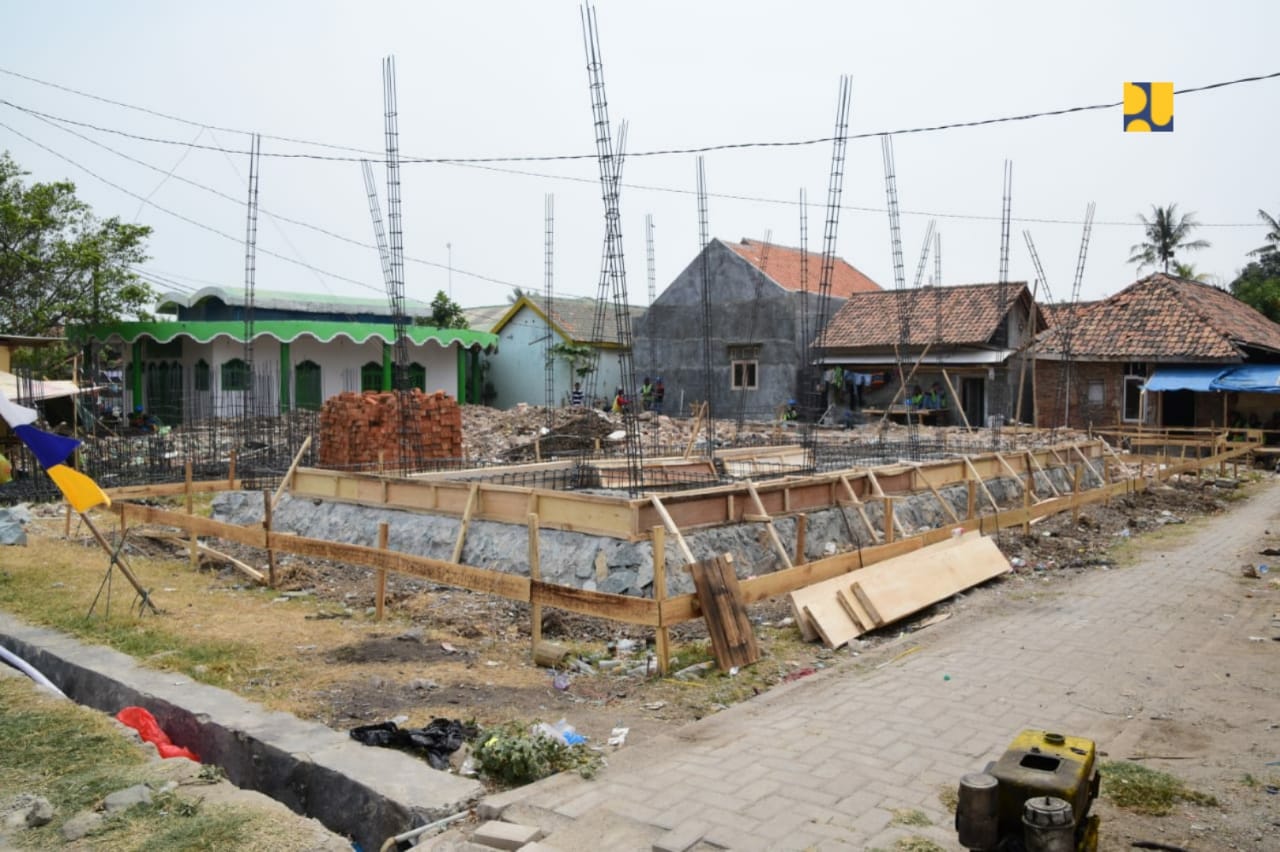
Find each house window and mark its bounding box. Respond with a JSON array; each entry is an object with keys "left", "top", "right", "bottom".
[
  {"left": 731, "top": 360, "right": 758, "bottom": 390},
  {"left": 408, "top": 363, "right": 427, "bottom": 391},
  {"left": 1086, "top": 380, "right": 1104, "bottom": 404},
  {"left": 221, "top": 358, "right": 250, "bottom": 391},
  {"left": 295, "top": 360, "right": 322, "bottom": 411},
  {"left": 1122, "top": 375, "right": 1145, "bottom": 422},
  {"left": 360, "top": 361, "right": 383, "bottom": 392},
  {"left": 194, "top": 359, "right": 210, "bottom": 392}
]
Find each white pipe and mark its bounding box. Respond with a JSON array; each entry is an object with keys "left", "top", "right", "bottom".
[
  {"left": 379, "top": 810, "right": 469, "bottom": 852},
  {"left": 0, "top": 645, "right": 67, "bottom": 699}
]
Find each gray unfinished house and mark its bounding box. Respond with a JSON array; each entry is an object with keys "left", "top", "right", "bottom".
[{"left": 633, "top": 238, "right": 880, "bottom": 418}]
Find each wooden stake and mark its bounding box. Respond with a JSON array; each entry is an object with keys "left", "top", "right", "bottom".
[
  {"left": 652, "top": 525, "right": 669, "bottom": 675},
  {"left": 271, "top": 435, "right": 312, "bottom": 511},
  {"left": 228, "top": 450, "right": 236, "bottom": 489},
  {"left": 1025, "top": 449, "right": 1061, "bottom": 497},
  {"left": 1022, "top": 476, "right": 1031, "bottom": 535},
  {"left": 82, "top": 512, "right": 158, "bottom": 614},
  {"left": 262, "top": 489, "right": 277, "bottom": 588},
  {"left": 838, "top": 474, "right": 881, "bottom": 544},
  {"left": 884, "top": 496, "right": 895, "bottom": 544},
  {"left": 63, "top": 504, "right": 72, "bottom": 538},
  {"left": 451, "top": 483, "right": 479, "bottom": 564},
  {"left": 1072, "top": 464, "right": 1082, "bottom": 525},
  {"left": 528, "top": 513, "right": 542, "bottom": 650},
  {"left": 963, "top": 457, "right": 1001, "bottom": 513},
  {"left": 865, "top": 470, "right": 906, "bottom": 540},
  {"left": 912, "top": 463, "right": 960, "bottom": 523},
  {"left": 376, "top": 522, "right": 389, "bottom": 621},
  {"left": 186, "top": 460, "right": 198, "bottom": 569},
  {"left": 794, "top": 513, "right": 807, "bottom": 565},
  {"left": 967, "top": 478, "right": 977, "bottom": 520}
]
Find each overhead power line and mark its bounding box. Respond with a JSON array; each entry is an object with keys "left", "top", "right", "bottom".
[
  {"left": 9, "top": 102, "right": 1266, "bottom": 231},
  {"left": 1, "top": 69, "right": 1276, "bottom": 164}
]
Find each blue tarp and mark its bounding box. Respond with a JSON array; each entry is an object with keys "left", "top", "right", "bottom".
[
  {"left": 1211, "top": 364, "right": 1280, "bottom": 393},
  {"left": 1144, "top": 365, "right": 1231, "bottom": 392}
]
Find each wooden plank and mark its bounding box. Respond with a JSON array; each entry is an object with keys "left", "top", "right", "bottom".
[
  {"left": 104, "top": 479, "right": 242, "bottom": 499},
  {"left": 197, "top": 542, "right": 266, "bottom": 584},
  {"left": 376, "top": 522, "right": 389, "bottom": 621},
  {"left": 911, "top": 464, "right": 960, "bottom": 524},
  {"left": 652, "top": 525, "right": 670, "bottom": 674},
  {"left": 941, "top": 370, "right": 972, "bottom": 430},
  {"left": 865, "top": 470, "right": 906, "bottom": 541},
  {"left": 963, "top": 457, "right": 1002, "bottom": 512},
  {"left": 849, "top": 582, "right": 884, "bottom": 627},
  {"left": 528, "top": 514, "right": 542, "bottom": 649},
  {"left": 835, "top": 585, "right": 873, "bottom": 631},
  {"left": 839, "top": 475, "right": 881, "bottom": 544},
  {"left": 273, "top": 532, "right": 530, "bottom": 601},
  {"left": 688, "top": 555, "right": 759, "bottom": 669},
  {"left": 1026, "top": 449, "right": 1061, "bottom": 498},
  {"left": 530, "top": 580, "right": 660, "bottom": 627},
  {"left": 111, "top": 503, "right": 269, "bottom": 548},
  {"left": 262, "top": 487, "right": 277, "bottom": 587},
  {"left": 993, "top": 452, "right": 1027, "bottom": 494}
]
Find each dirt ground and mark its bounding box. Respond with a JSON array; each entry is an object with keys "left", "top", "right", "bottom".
[{"left": 3, "top": 412, "right": 1276, "bottom": 849}]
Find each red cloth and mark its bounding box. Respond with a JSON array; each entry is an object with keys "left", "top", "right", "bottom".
[{"left": 115, "top": 706, "right": 200, "bottom": 762}]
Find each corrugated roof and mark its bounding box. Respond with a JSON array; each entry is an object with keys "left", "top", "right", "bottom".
[
  {"left": 726, "top": 238, "right": 881, "bottom": 298},
  {"left": 156, "top": 286, "right": 433, "bottom": 316},
  {"left": 820, "top": 282, "right": 1034, "bottom": 349},
  {"left": 75, "top": 320, "right": 498, "bottom": 350},
  {"left": 1037, "top": 274, "right": 1280, "bottom": 360},
  {"left": 492, "top": 296, "right": 644, "bottom": 346}
]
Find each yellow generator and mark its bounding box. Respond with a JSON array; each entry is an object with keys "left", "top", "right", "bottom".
[{"left": 955, "top": 730, "right": 1100, "bottom": 852}]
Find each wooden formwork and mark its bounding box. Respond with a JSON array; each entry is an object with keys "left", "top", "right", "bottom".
[{"left": 98, "top": 438, "right": 1256, "bottom": 673}]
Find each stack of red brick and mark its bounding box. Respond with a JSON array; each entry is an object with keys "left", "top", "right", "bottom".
[{"left": 318, "top": 389, "right": 462, "bottom": 469}]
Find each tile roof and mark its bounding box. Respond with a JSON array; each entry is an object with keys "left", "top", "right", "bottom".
[
  {"left": 819, "top": 282, "right": 1033, "bottom": 349},
  {"left": 1037, "top": 273, "right": 1280, "bottom": 360},
  {"left": 157, "top": 286, "right": 432, "bottom": 315},
  {"left": 725, "top": 238, "right": 881, "bottom": 298},
  {"left": 1038, "top": 301, "right": 1098, "bottom": 329},
  {"left": 493, "top": 296, "right": 644, "bottom": 346}
]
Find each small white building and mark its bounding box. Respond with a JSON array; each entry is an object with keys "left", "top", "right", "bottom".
[
  {"left": 485, "top": 295, "right": 644, "bottom": 409},
  {"left": 78, "top": 288, "right": 497, "bottom": 422}
]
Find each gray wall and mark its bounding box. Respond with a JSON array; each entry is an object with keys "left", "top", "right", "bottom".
[{"left": 633, "top": 240, "right": 844, "bottom": 419}]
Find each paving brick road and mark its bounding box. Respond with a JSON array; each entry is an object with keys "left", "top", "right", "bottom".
[{"left": 459, "top": 478, "right": 1280, "bottom": 851}]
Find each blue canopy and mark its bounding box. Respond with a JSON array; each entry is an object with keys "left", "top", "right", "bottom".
[
  {"left": 1211, "top": 364, "right": 1280, "bottom": 393},
  {"left": 1144, "top": 365, "right": 1231, "bottom": 392}
]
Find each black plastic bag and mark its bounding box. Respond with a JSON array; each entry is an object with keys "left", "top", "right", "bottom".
[{"left": 350, "top": 718, "right": 478, "bottom": 770}]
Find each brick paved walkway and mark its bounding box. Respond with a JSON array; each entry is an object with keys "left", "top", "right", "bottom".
[{"left": 462, "top": 479, "right": 1280, "bottom": 851}]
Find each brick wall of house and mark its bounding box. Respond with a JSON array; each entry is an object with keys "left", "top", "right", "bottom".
[
  {"left": 318, "top": 390, "right": 462, "bottom": 469},
  {"left": 1035, "top": 361, "right": 1124, "bottom": 429}
]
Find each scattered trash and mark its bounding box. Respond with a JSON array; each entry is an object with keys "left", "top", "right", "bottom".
[
  {"left": 1010, "top": 557, "right": 1026, "bottom": 569},
  {"left": 1242, "top": 564, "right": 1270, "bottom": 579},
  {"left": 440, "top": 642, "right": 458, "bottom": 654},
  {"left": 532, "top": 719, "right": 586, "bottom": 746},
  {"left": 1261, "top": 548, "right": 1280, "bottom": 557},
  {"left": 552, "top": 672, "right": 571, "bottom": 691},
  {"left": 116, "top": 706, "right": 199, "bottom": 762},
  {"left": 642, "top": 701, "right": 666, "bottom": 711},
  {"left": 943, "top": 674, "right": 952, "bottom": 681},
  {"left": 673, "top": 660, "right": 715, "bottom": 681},
  {"left": 349, "top": 718, "right": 477, "bottom": 770},
  {"left": 607, "top": 726, "right": 629, "bottom": 747},
  {"left": 728, "top": 666, "right": 740, "bottom": 677}
]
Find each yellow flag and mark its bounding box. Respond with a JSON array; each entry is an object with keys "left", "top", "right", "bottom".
[{"left": 47, "top": 464, "right": 111, "bottom": 513}]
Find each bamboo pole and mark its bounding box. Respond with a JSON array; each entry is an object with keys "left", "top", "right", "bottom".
[
  {"left": 652, "top": 525, "right": 669, "bottom": 675},
  {"left": 271, "top": 435, "right": 312, "bottom": 511},
  {"left": 528, "top": 513, "right": 542, "bottom": 650},
  {"left": 376, "top": 522, "right": 389, "bottom": 621},
  {"left": 82, "top": 512, "right": 158, "bottom": 614},
  {"left": 941, "top": 370, "right": 972, "bottom": 431}
]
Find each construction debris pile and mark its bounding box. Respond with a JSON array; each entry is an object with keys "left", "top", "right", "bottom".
[{"left": 318, "top": 390, "right": 461, "bottom": 469}]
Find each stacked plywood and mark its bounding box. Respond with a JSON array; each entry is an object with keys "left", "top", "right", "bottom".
[
  {"left": 318, "top": 390, "right": 462, "bottom": 469},
  {"left": 788, "top": 531, "right": 1010, "bottom": 648}
]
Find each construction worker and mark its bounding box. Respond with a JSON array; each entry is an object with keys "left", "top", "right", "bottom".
[
  {"left": 908, "top": 385, "right": 925, "bottom": 409},
  {"left": 640, "top": 377, "right": 654, "bottom": 411},
  {"left": 653, "top": 378, "right": 665, "bottom": 414},
  {"left": 783, "top": 399, "right": 799, "bottom": 421},
  {"left": 612, "top": 387, "right": 629, "bottom": 414}
]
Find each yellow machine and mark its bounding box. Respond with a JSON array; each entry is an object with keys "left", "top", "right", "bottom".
[{"left": 956, "top": 730, "right": 1100, "bottom": 852}]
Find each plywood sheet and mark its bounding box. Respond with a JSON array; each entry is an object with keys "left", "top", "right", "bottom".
[{"left": 688, "top": 555, "right": 760, "bottom": 670}]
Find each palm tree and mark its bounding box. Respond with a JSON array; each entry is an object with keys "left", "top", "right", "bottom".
[
  {"left": 1171, "top": 261, "right": 1209, "bottom": 282},
  {"left": 1250, "top": 208, "right": 1280, "bottom": 257},
  {"left": 1128, "top": 204, "right": 1210, "bottom": 273}
]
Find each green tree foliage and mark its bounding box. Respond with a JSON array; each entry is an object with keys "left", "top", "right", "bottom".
[
  {"left": 0, "top": 152, "right": 153, "bottom": 337},
  {"left": 1128, "top": 203, "right": 1210, "bottom": 274},
  {"left": 1230, "top": 250, "right": 1280, "bottom": 323},
  {"left": 419, "top": 290, "right": 469, "bottom": 329},
  {"left": 1251, "top": 208, "right": 1280, "bottom": 258}
]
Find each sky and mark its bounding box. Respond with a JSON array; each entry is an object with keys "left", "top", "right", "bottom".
[{"left": 2, "top": 0, "right": 1276, "bottom": 316}]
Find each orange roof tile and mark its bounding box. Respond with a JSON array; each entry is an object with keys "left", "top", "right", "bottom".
[
  {"left": 1037, "top": 274, "right": 1280, "bottom": 360},
  {"left": 819, "top": 282, "right": 1034, "bottom": 348},
  {"left": 726, "top": 238, "right": 881, "bottom": 298}
]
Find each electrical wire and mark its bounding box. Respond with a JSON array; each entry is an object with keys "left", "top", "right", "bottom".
[
  {"left": 11, "top": 102, "right": 1266, "bottom": 233},
  {"left": 1, "top": 69, "right": 1276, "bottom": 164},
  {"left": 2, "top": 116, "right": 536, "bottom": 292}
]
